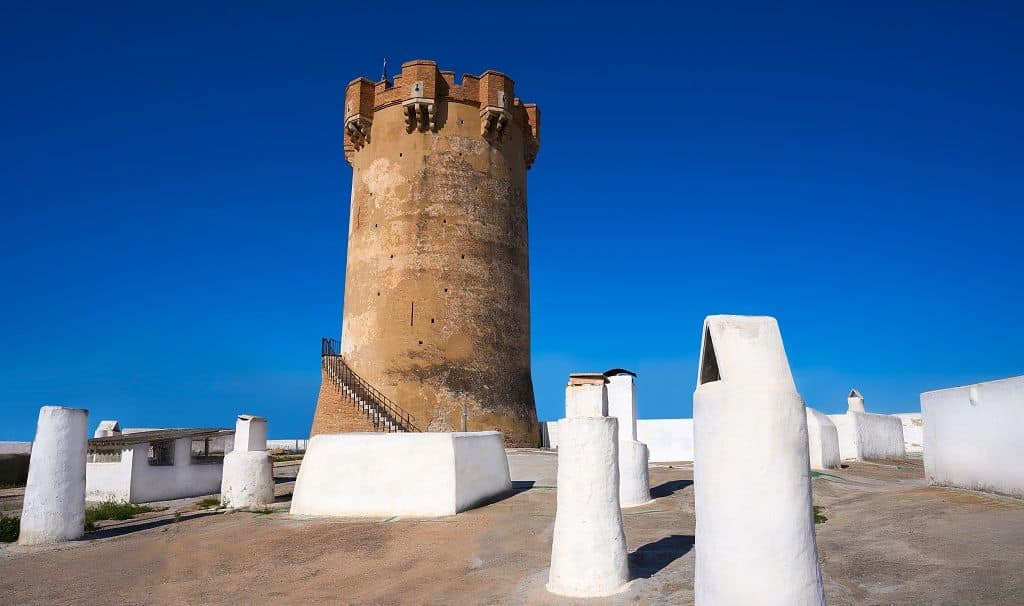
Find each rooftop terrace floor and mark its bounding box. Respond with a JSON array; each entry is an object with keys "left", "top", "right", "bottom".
[{"left": 1, "top": 450, "right": 1022, "bottom": 605}]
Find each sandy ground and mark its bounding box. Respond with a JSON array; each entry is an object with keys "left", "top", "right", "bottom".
[{"left": 1, "top": 451, "right": 1022, "bottom": 605}]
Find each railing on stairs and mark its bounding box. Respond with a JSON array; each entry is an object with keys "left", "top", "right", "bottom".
[{"left": 321, "top": 338, "right": 419, "bottom": 433}]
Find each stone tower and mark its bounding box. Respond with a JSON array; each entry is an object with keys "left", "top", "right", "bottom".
[{"left": 310, "top": 60, "right": 541, "bottom": 447}]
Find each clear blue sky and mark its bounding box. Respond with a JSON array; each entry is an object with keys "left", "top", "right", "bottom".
[{"left": 2, "top": 2, "right": 1022, "bottom": 440}]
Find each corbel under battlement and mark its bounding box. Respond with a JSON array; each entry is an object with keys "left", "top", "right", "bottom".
[{"left": 342, "top": 60, "right": 541, "bottom": 167}]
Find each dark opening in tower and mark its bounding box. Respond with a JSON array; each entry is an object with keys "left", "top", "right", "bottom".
[{"left": 699, "top": 326, "right": 720, "bottom": 384}]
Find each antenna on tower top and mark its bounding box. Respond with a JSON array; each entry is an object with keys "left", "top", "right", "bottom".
[{"left": 381, "top": 58, "right": 389, "bottom": 83}]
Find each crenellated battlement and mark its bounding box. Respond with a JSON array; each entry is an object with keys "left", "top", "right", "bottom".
[{"left": 343, "top": 60, "right": 541, "bottom": 168}]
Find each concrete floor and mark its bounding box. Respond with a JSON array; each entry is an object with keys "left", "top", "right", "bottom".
[{"left": 1, "top": 450, "right": 1022, "bottom": 605}]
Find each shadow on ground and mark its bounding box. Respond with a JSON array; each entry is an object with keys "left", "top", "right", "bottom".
[
  {"left": 81, "top": 510, "right": 221, "bottom": 541},
  {"left": 629, "top": 534, "right": 695, "bottom": 579},
  {"left": 650, "top": 479, "right": 692, "bottom": 499}
]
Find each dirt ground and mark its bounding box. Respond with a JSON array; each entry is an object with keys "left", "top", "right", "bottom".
[{"left": 1, "top": 451, "right": 1022, "bottom": 605}]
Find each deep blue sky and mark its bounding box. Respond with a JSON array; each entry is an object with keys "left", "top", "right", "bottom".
[{"left": 2, "top": 2, "right": 1022, "bottom": 439}]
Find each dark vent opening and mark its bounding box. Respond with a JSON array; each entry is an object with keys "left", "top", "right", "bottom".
[{"left": 699, "top": 326, "right": 721, "bottom": 384}]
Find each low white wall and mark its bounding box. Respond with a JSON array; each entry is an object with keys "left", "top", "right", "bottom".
[
  {"left": 266, "top": 439, "right": 308, "bottom": 452},
  {"left": 637, "top": 419, "right": 694, "bottom": 462},
  {"left": 829, "top": 412, "right": 905, "bottom": 460},
  {"left": 129, "top": 439, "right": 224, "bottom": 503},
  {"left": 0, "top": 441, "right": 31, "bottom": 454},
  {"left": 86, "top": 449, "right": 135, "bottom": 502},
  {"left": 542, "top": 419, "right": 694, "bottom": 463},
  {"left": 922, "top": 376, "right": 1024, "bottom": 498},
  {"left": 893, "top": 413, "right": 923, "bottom": 453},
  {"left": 853, "top": 411, "right": 905, "bottom": 459},
  {"left": 291, "top": 432, "right": 511, "bottom": 517}
]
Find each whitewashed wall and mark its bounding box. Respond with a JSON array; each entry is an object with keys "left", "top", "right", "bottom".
[
  {"left": 0, "top": 441, "right": 32, "bottom": 454},
  {"left": 893, "top": 413, "right": 923, "bottom": 453},
  {"left": 542, "top": 419, "right": 694, "bottom": 462},
  {"left": 922, "top": 376, "right": 1024, "bottom": 498},
  {"left": 129, "top": 439, "right": 224, "bottom": 503},
  {"left": 829, "top": 412, "right": 905, "bottom": 460},
  {"left": 267, "top": 439, "right": 308, "bottom": 452},
  {"left": 86, "top": 448, "right": 135, "bottom": 502}
]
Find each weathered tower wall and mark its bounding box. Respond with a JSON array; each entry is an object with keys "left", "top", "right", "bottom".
[{"left": 311, "top": 60, "right": 541, "bottom": 446}]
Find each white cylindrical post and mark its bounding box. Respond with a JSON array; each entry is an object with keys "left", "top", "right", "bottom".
[
  {"left": 19, "top": 405, "right": 88, "bottom": 545},
  {"left": 606, "top": 372, "right": 651, "bottom": 507},
  {"left": 618, "top": 439, "right": 651, "bottom": 507},
  {"left": 693, "top": 316, "right": 825, "bottom": 606},
  {"left": 548, "top": 374, "right": 629, "bottom": 598},
  {"left": 221, "top": 415, "right": 274, "bottom": 509}
]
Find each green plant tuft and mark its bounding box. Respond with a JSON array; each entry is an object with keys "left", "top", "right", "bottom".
[
  {"left": 0, "top": 513, "right": 19, "bottom": 542},
  {"left": 813, "top": 505, "right": 828, "bottom": 524},
  {"left": 84, "top": 500, "right": 155, "bottom": 531},
  {"left": 271, "top": 454, "right": 304, "bottom": 462},
  {"left": 196, "top": 497, "right": 221, "bottom": 509}
]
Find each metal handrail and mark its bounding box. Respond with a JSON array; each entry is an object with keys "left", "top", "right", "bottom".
[{"left": 321, "top": 338, "right": 419, "bottom": 432}]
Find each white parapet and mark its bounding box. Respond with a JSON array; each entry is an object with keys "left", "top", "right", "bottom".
[
  {"left": 921, "top": 376, "right": 1024, "bottom": 498},
  {"left": 19, "top": 405, "right": 89, "bottom": 545},
  {"left": 547, "top": 416, "right": 630, "bottom": 597},
  {"left": 829, "top": 410, "right": 906, "bottom": 461},
  {"left": 693, "top": 316, "right": 824, "bottom": 606},
  {"left": 806, "top": 407, "right": 841, "bottom": 470},
  {"left": 221, "top": 414, "right": 274, "bottom": 509},
  {"left": 290, "top": 431, "right": 511, "bottom": 518}
]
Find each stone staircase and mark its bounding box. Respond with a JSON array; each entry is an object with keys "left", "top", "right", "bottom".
[{"left": 321, "top": 338, "right": 419, "bottom": 433}]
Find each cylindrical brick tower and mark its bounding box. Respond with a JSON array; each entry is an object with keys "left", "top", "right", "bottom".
[{"left": 311, "top": 60, "right": 541, "bottom": 446}]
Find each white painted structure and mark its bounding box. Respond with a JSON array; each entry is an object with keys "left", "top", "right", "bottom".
[
  {"left": 921, "top": 376, "right": 1024, "bottom": 498},
  {"left": 290, "top": 431, "right": 510, "bottom": 517},
  {"left": 847, "top": 388, "right": 865, "bottom": 412},
  {"left": 19, "top": 406, "right": 89, "bottom": 545},
  {"left": 221, "top": 415, "right": 274, "bottom": 509},
  {"left": 547, "top": 374, "right": 629, "bottom": 597},
  {"left": 0, "top": 442, "right": 31, "bottom": 454},
  {"left": 266, "top": 438, "right": 308, "bottom": 452},
  {"left": 806, "top": 407, "right": 841, "bottom": 470},
  {"left": 894, "top": 413, "right": 923, "bottom": 453},
  {"left": 693, "top": 316, "right": 825, "bottom": 606},
  {"left": 547, "top": 409, "right": 924, "bottom": 462},
  {"left": 606, "top": 371, "right": 638, "bottom": 440},
  {"left": 542, "top": 418, "right": 694, "bottom": 462},
  {"left": 93, "top": 420, "right": 121, "bottom": 438},
  {"left": 830, "top": 413, "right": 905, "bottom": 461},
  {"left": 606, "top": 371, "right": 651, "bottom": 507},
  {"left": 85, "top": 427, "right": 231, "bottom": 503}
]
